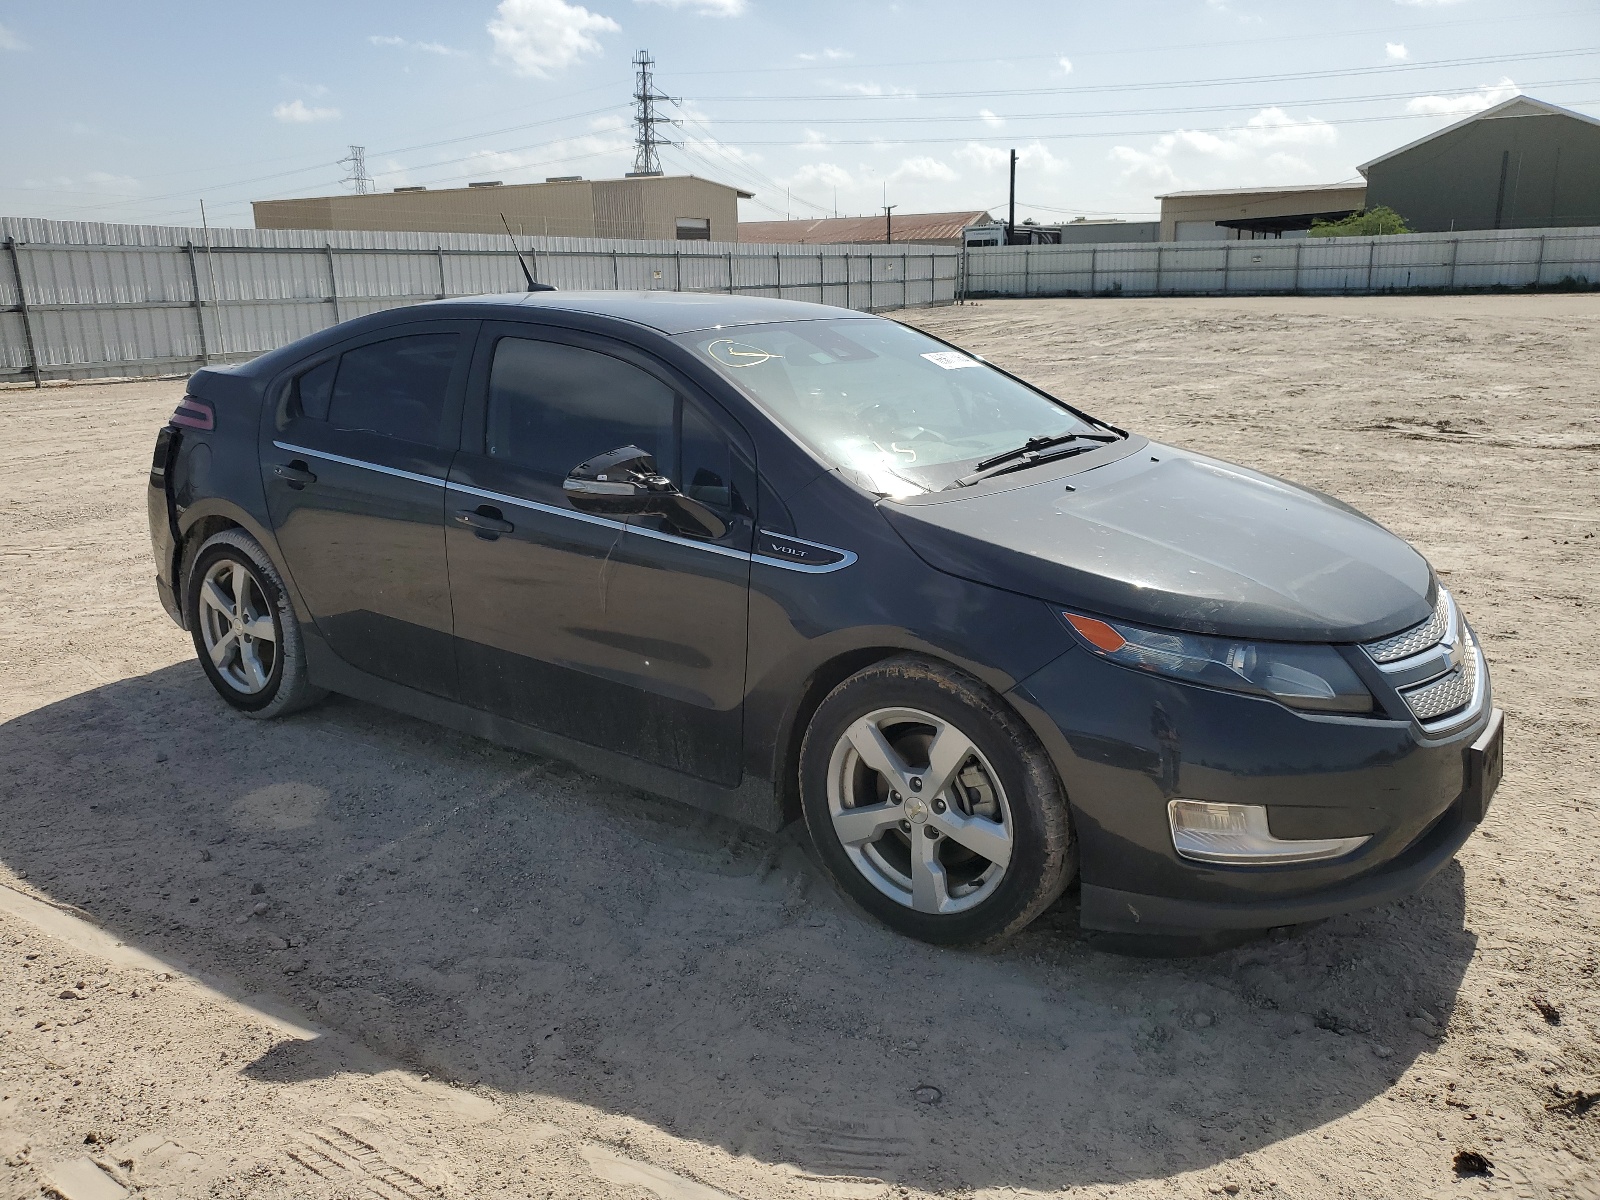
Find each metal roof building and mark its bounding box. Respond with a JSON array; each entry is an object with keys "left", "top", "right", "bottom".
[
  {"left": 1156, "top": 183, "right": 1368, "bottom": 241},
  {"left": 737, "top": 210, "right": 993, "bottom": 246},
  {"left": 253, "top": 174, "right": 752, "bottom": 242},
  {"left": 1359, "top": 95, "right": 1600, "bottom": 232}
]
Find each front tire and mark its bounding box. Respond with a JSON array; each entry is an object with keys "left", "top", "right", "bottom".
[
  {"left": 185, "top": 529, "right": 324, "bottom": 718},
  {"left": 799, "top": 655, "right": 1075, "bottom": 945}
]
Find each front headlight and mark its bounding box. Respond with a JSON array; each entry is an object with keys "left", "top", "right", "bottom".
[{"left": 1059, "top": 610, "right": 1374, "bottom": 714}]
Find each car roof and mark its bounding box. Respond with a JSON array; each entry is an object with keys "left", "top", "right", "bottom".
[{"left": 427, "top": 290, "right": 877, "bottom": 336}]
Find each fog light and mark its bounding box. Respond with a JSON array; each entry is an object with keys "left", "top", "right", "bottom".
[{"left": 1168, "top": 799, "right": 1369, "bottom": 865}]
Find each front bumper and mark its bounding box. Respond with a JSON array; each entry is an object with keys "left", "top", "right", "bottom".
[{"left": 1010, "top": 643, "right": 1499, "bottom": 936}]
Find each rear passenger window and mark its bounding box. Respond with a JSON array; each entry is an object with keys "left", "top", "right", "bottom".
[
  {"left": 488, "top": 338, "right": 675, "bottom": 481},
  {"left": 327, "top": 333, "right": 461, "bottom": 444}
]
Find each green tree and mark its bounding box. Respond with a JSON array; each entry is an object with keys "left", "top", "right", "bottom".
[{"left": 1308, "top": 206, "right": 1411, "bottom": 238}]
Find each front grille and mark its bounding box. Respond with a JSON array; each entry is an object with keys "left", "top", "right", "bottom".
[
  {"left": 1364, "top": 587, "right": 1484, "bottom": 726},
  {"left": 1399, "top": 662, "right": 1478, "bottom": 723},
  {"left": 1365, "top": 591, "right": 1451, "bottom": 663}
]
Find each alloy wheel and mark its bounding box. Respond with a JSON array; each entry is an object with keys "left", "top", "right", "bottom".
[
  {"left": 197, "top": 558, "right": 279, "bottom": 694},
  {"left": 824, "top": 706, "right": 1014, "bottom": 915}
]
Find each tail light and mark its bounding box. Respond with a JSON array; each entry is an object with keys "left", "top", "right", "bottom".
[{"left": 170, "top": 396, "right": 214, "bottom": 431}]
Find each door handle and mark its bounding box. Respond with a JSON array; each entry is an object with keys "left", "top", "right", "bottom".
[
  {"left": 454, "top": 506, "right": 514, "bottom": 537},
  {"left": 273, "top": 461, "right": 317, "bottom": 488}
]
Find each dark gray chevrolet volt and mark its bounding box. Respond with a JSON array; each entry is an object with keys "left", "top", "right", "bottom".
[{"left": 146, "top": 292, "right": 1503, "bottom": 945}]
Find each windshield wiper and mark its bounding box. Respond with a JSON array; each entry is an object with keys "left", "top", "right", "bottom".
[
  {"left": 948, "top": 432, "right": 1120, "bottom": 489},
  {"left": 970, "top": 432, "right": 1119, "bottom": 473}
]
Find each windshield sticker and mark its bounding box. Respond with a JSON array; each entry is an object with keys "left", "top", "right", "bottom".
[
  {"left": 707, "top": 339, "right": 783, "bottom": 368},
  {"left": 921, "top": 351, "right": 978, "bottom": 370}
]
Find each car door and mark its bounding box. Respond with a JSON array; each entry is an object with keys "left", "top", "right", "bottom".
[
  {"left": 447, "top": 322, "right": 753, "bottom": 785},
  {"left": 263, "top": 320, "right": 474, "bottom": 697}
]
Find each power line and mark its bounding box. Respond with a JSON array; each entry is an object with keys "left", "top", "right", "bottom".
[
  {"left": 691, "top": 45, "right": 1600, "bottom": 102},
  {"left": 660, "top": 5, "right": 1594, "bottom": 77},
  {"left": 673, "top": 113, "right": 832, "bottom": 212},
  {"left": 699, "top": 75, "right": 1600, "bottom": 127},
  {"left": 664, "top": 97, "right": 1600, "bottom": 148}
]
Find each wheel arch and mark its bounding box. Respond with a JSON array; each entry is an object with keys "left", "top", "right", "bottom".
[
  {"left": 770, "top": 643, "right": 1051, "bottom": 828},
  {"left": 174, "top": 501, "right": 296, "bottom": 624}
]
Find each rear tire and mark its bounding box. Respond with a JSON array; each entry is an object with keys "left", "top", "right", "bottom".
[
  {"left": 799, "top": 655, "right": 1075, "bottom": 945},
  {"left": 185, "top": 529, "right": 324, "bottom": 719}
]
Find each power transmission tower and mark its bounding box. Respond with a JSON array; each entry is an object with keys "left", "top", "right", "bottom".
[
  {"left": 629, "top": 50, "right": 679, "bottom": 177},
  {"left": 339, "top": 145, "right": 373, "bottom": 195}
]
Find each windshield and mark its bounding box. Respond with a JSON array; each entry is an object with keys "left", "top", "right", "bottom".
[{"left": 680, "top": 318, "right": 1108, "bottom": 496}]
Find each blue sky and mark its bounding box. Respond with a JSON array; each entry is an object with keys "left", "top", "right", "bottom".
[{"left": 1, "top": 0, "right": 1596, "bottom": 230}]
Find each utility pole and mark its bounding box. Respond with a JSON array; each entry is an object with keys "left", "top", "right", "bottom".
[
  {"left": 1007, "top": 148, "right": 1017, "bottom": 245},
  {"left": 629, "top": 50, "right": 679, "bottom": 177},
  {"left": 883, "top": 204, "right": 897, "bottom": 244},
  {"left": 339, "top": 145, "right": 373, "bottom": 195}
]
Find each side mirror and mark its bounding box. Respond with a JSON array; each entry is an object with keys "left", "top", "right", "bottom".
[
  {"left": 563, "top": 445, "right": 666, "bottom": 515},
  {"left": 563, "top": 446, "right": 728, "bottom": 539}
]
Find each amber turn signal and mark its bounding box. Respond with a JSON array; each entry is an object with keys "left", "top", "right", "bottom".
[{"left": 1062, "top": 612, "right": 1127, "bottom": 653}]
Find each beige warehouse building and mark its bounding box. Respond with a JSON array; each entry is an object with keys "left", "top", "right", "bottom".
[
  {"left": 1158, "top": 182, "right": 1368, "bottom": 241},
  {"left": 253, "top": 174, "right": 752, "bottom": 242}
]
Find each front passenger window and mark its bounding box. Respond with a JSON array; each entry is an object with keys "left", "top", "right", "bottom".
[
  {"left": 681, "top": 401, "right": 738, "bottom": 514},
  {"left": 488, "top": 338, "right": 675, "bottom": 482}
]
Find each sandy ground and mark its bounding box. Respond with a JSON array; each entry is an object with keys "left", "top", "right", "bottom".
[{"left": 0, "top": 294, "right": 1597, "bottom": 1200}]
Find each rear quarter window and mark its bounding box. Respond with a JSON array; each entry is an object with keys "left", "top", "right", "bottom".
[{"left": 290, "top": 359, "right": 337, "bottom": 422}]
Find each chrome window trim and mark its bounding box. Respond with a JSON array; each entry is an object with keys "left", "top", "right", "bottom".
[
  {"left": 270, "top": 441, "right": 855, "bottom": 574},
  {"left": 272, "top": 441, "right": 448, "bottom": 489}
]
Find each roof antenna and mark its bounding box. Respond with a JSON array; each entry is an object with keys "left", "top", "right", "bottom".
[{"left": 499, "top": 212, "right": 556, "bottom": 292}]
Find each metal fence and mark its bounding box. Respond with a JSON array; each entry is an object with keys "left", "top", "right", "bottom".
[
  {"left": 961, "top": 225, "right": 1600, "bottom": 299},
  {"left": 0, "top": 216, "right": 961, "bottom": 384}
]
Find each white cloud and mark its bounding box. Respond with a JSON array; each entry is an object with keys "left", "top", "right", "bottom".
[
  {"left": 958, "top": 141, "right": 1067, "bottom": 177},
  {"left": 0, "top": 21, "right": 26, "bottom": 50},
  {"left": 488, "top": 0, "right": 619, "bottom": 78},
  {"left": 891, "top": 156, "right": 957, "bottom": 184},
  {"left": 798, "top": 129, "right": 833, "bottom": 151},
  {"left": 785, "top": 162, "right": 852, "bottom": 189},
  {"left": 1406, "top": 77, "right": 1518, "bottom": 116},
  {"left": 979, "top": 109, "right": 1004, "bottom": 128},
  {"left": 1110, "top": 107, "right": 1336, "bottom": 191},
  {"left": 637, "top": 0, "right": 745, "bottom": 12},
  {"left": 831, "top": 80, "right": 916, "bottom": 97},
  {"left": 370, "top": 34, "right": 466, "bottom": 56},
  {"left": 1394, "top": 0, "right": 1466, "bottom": 6},
  {"left": 19, "top": 171, "right": 139, "bottom": 195},
  {"left": 797, "top": 47, "right": 852, "bottom": 61},
  {"left": 1056, "top": 56, "right": 1072, "bottom": 75},
  {"left": 274, "top": 100, "right": 341, "bottom": 123},
  {"left": 1386, "top": 42, "right": 1409, "bottom": 60},
  {"left": 279, "top": 75, "right": 331, "bottom": 97},
  {"left": 1205, "top": 0, "right": 1261, "bottom": 22}
]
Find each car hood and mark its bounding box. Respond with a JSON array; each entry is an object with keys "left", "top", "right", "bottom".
[{"left": 880, "top": 443, "right": 1434, "bottom": 643}]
